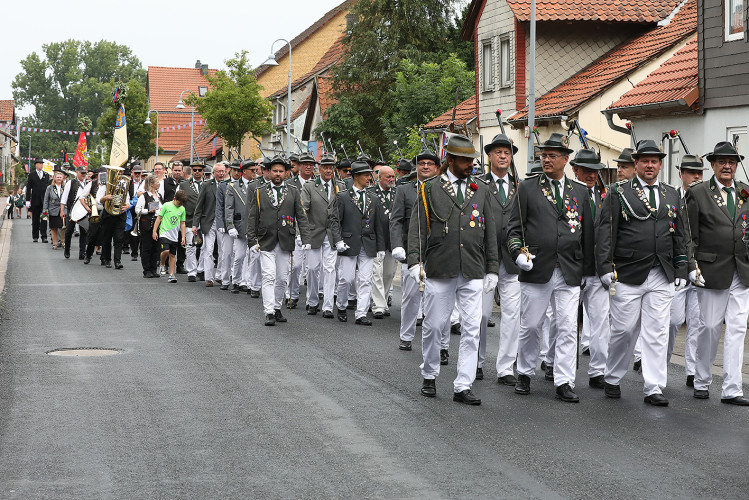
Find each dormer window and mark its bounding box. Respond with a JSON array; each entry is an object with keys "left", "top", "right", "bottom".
[{"left": 198, "top": 86, "right": 208, "bottom": 97}]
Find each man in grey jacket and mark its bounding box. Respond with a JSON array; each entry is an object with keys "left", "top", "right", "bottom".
[
  {"left": 225, "top": 160, "right": 253, "bottom": 293},
  {"left": 193, "top": 163, "right": 225, "bottom": 286}
]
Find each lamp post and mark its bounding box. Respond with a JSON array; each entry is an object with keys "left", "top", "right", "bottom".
[
  {"left": 263, "top": 39, "right": 292, "bottom": 157},
  {"left": 27, "top": 135, "right": 31, "bottom": 170},
  {"left": 144, "top": 109, "right": 160, "bottom": 167},
  {"left": 94, "top": 145, "right": 106, "bottom": 162},
  {"left": 176, "top": 90, "right": 195, "bottom": 164}
]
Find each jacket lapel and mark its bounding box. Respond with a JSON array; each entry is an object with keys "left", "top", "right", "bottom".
[
  {"left": 538, "top": 175, "right": 560, "bottom": 216},
  {"left": 709, "top": 177, "right": 733, "bottom": 222}
]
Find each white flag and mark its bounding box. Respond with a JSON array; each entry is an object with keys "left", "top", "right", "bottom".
[{"left": 109, "top": 104, "right": 129, "bottom": 167}]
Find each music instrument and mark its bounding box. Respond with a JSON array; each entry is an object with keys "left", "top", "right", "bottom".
[{"left": 103, "top": 165, "right": 130, "bottom": 215}]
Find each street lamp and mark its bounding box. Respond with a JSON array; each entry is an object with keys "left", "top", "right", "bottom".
[
  {"left": 94, "top": 145, "right": 106, "bottom": 162},
  {"left": 144, "top": 109, "right": 160, "bottom": 167},
  {"left": 176, "top": 90, "right": 195, "bottom": 164},
  {"left": 263, "top": 38, "right": 292, "bottom": 157}
]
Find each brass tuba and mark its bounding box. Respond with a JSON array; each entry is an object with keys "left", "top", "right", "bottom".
[{"left": 103, "top": 165, "right": 130, "bottom": 215}]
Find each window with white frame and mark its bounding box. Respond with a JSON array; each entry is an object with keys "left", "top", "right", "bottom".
[
  {"left": 727, "top": 126, "right": 748, "bottom": 181},
  {"left": 499, "top": 37, "right": 512, "bottom": 87},
  {"left": 482, "top": 41, "right": 494, "bottom": 92},
  {"left": 725, "top": 0, "right": 745, "bottom": 41}
]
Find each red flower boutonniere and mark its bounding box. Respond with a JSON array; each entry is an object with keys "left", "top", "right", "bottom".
[
  {"left": 601, "top": 192, "right": 607, "bottom": 200},
  {"left": 469, "top": 183, "right": 478, "bottom": 191},
  {"left": 741, "top": 189, "right": 749, "bottom": 201}
]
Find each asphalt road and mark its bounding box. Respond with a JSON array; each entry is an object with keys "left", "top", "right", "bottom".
[{"left": 0, "top": 218, "right": 747, "bottom": 499}]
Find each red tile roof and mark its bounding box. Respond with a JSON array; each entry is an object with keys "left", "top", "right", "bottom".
[
  {"left": 170, "top": 129, "right": 223, "bottom": 163},
  {"left": 316, "top": 76, "right": 338, "bottom": 119},
  {"left": 0, "top": 100, "right": 14, "bottom": 122},
  {"left": 506, "top": 0, "right": 682, "bottom": 23},
  {"left": 270, "top": 35, "right": 347, "bottom": 99},
  {"left": 607, "top": 35, "right": 698, "bottom": 112},
  {"left": 509, "top": 0, "right": 696, "bottom": 123},
  {"left": 255, "top": 1, "right": 353, "bottom": 78},
  {"left": 147, "top": 66, "right": 218, "bottom": 112},
  {"left": 154, "top": 113, "right": 208, "bottom": 152},
  {"left": 424, "top": 95, "right": 478, "bottom": 130}
]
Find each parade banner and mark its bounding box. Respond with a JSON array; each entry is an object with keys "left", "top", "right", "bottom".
[
  {"left": 109, "top": 104, "right": 128, "bottom": 167},
  {"left": 72, "top": 131, "right": 89, "bottom": 168}
]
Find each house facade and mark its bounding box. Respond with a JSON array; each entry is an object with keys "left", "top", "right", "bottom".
[{"left": 0, "top": 100, "right": 17, "bottom": 186}]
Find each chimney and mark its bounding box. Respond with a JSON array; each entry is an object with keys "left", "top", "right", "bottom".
[
  {"left": 195, "top": 59, "right": 202, "bottom": 69},
  {"left": 201, "top": 64, "right": 209, "bottom": 76}
]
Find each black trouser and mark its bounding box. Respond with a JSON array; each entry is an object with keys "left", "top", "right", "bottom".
[
  {"left": 98, "top": 214, "right": 126, "bottom": 264},
  {"left": 176, "top": 231, "right": 186, "bottom": 269},
  {"left": 64, "top": 218, "right": 88, "bottom": 257},
  {"left": 85, "top": 221, "right": 102, "bottom": 258},
  {"left": 139, "top": 220, "right": 159, "bottom": 275},
  {"left": 129, "top": 232, "right": 141, "bottom": 257},
  {"left": 31, "top": 207, "right": 47, "bottom": 240}
]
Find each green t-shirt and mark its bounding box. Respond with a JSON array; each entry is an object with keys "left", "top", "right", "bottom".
[{"left": 158, "top": 202, "right": 186, "bottom": 241}]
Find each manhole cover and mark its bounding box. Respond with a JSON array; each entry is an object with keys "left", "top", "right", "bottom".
[{"left": 47, "top": 348, "right": 121, "bottom": 357}]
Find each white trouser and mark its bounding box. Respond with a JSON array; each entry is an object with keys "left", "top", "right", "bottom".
[
  {"left": 633, "top": 337, "right": 643, "bottom": 363},
  {"left": 399, "top": 263, "right": 423, "bottom": 341},
  {"left": 695, "top": 272, "right": 748, "bottom": 398},
  {"left": 231, "top": 235, "right": 247, "bottom": 286},
  {"left": 581, "top": 274, "right": 611, "bottom": 377},
  {"left": 247, "top": 247, "right": 261, "bottom": 291},
  {"left": 217, "top": 231, "right": 234, "bottom": 283},
  {"left": 306, "top": 236, "right": 337, "bottom": 311},
  {"left": 287, "top": 238, "right": 306, "bottom": 299},
  {"left": 605, "top": 267, "right": 673, "bottom": 396},
  {"left": 479, "top": 263, "right": 520, "bottom": 375},
  {"left": 200, "top": 223, "right": 218, "bottom": 281},
  {"left": 372, "top": 252, "right": 397, "bottom": 313},
  {"left": 581, "top": 305, "right": 591, "bottom": 350},
  {"left": 241, "top": 249, "right": 251, "bottom": 287},
  {"left": 260, "top": 243, "right": 291, "bottom": 314},
  {"left": 185, "top": 230, "right": 199, "bottom": 276},
  {"left": 336, "top": 248, "right": 374, "bottom": 319},
  {"left": 421, "top": 272, "right": 483, "bottom": 392},
  {"left": 668, "top": 284, "right": 700, "bottom": 375},
  {"left": 517, "top": 268, "right": 579, "bottom": 388},
  {"left": 539, "top": 305, "right": 554, "bottom": 361}
]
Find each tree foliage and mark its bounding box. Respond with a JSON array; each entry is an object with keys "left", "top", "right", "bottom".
[
  {"left": 186, "top": 51, "right": 273, "bottom": 154},
  {"left": 96, "top": 79, "right": 154, "bottom": 162}
]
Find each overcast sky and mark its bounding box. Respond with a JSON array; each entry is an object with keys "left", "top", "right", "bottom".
[{"left": 2, "top": 0, "right": 345, "bottom": 119}]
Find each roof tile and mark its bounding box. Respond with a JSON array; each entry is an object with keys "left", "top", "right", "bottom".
[
  {"left": 270, "top": 35, "right": 347, "bottom": 99},
  {"left": 170, "top": 129, "right": 223, "bottom": 163},
  {"left": 425, "top": 95, "right": 478, "bottom": 129},
  {"left": 0, "top": 100, "right": 15, "bottom": 122},
  {"left": 507, "top": 0, "right": 682, "bottom": 22},
  {"left": 153, "top": 113, "right": 208, "bottom": 152},
  {"left": 316, "top": 76, "right": 338, "bottom": 119},
  {"left": 147, "top": 66, "right": 218, "bottom": 112}
]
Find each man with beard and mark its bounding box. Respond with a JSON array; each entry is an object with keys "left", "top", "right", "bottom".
[{"left": 369, "top": 165, "right": 397, "bottom": 319}]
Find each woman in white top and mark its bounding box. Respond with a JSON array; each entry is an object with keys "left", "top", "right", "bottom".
[{"left": 135, "top": 174, "right": 164, "bottom": 278}]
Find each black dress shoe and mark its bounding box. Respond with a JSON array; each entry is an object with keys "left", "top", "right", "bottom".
[
  {"left": 387, "top": 296, "right": 392, "bottom": 307},
  {"left": 188, "top": 275, "right": 196, "bottom": 282},
  {"left": 355, "top": 317, "right": 372, "bottom": 326},
  {"left": 556, "top": 383, "right": 580, "bottom": 403},
  {"left": 143, "top": 271, "right": 151, "bottom": 278},
  {"left": 450, "top": 323, "right": 461, "bottom": 335},
  {"left": 582, "top": 347, "right": 590, "bottom": 356},
  {"left": 84, "top": 256, "right": 91, "bottom": 264},
  {"left": 497, "top": 374, "right": 517, "bottom": 386},
  {"left": 589, "top": 375, "right": 605, "bottom": 389},
  {"left": 287, "top": 298, "right": 298, "bottom": 309},
  {"left": 64, "top": 250, "right": 70, "bottom": 259},
  {"left": 197, "top": 272, "right": 205, "bottom": 281},
  {"left": 79, "top": 254, "right": 85, "bottom": 260},
  {"left": 105, "top": 261, "right": 112, "bottom": 268},
  {"left": 265, "top": 314, "right": 276, "bottom": 326},
  {"left": 323, "top": 310, "right": 334, "bottom": 319},
  {"left": 399, "top": 340, "right": 412, "bottom": 351},
  {"left": 41, "top": 238, "right": 48, "bottom": 243},
  {"left": 604, "top": 382, "right": 621, "bottom": 399},
  {"left": 176, "top": 266, "right": 188, "bottom": 275},
  {"left": 373, "top": 311, "right": 384, "bottom": 319},
  {"left": 250, "top": 290, "right": 260, "bottom": 298},
  {"left": 384, "top": 310, "right": 391, "bottom": 317},
  {"left": 131, "top": 255, "right": 138, "bottom": 261},
  {"left": 347, "top": 299, "right": 357, "bottom": 310},
  {"left": 633, "top": 359, "right": 642, "bottom": 373},
  {"left": 487, "top": 319, "right": 496, "bottom": 327},
  {"left": 721, "top": 396, "right": 749, "bottom": 406},
  {"left": 33, "top": 238, "right": 38, "bottom": 242},
  {"left": 475, "top": 367, "right": 484, "bottom": 380},
  {"left": 515, "top": 374, "right": 531, "bottom": 395},
  {"left": 274, "top": 309, "right": 287, "bottom": 323},
  {"left": 693, "top": 389, "right": 709, "bottom": 399},
  {"left": 220, "top": 284, "right": 229, "bottom": 291},
  {"left": 416, "top": 317, "right": 423, "bottom": 327},
  {"left": 114, "top": 262, "right": 124, "bottom": 270},
  {"left": 440, "top": 349, "right": 449, "bottom": 365},
  {"left": 644, "top": 393, "right": 669, "bottom": 406},
  {"left": 453, "top": 389, "right": 481, "bottom": 405},
  {"left": 686, "top": 375, "right": 695, "bottom": 387},
  {"left": 421, "top": 379, "right": 436, "bottom": 397},
  {"left": 122, "top": 248, "right": 130, "bottom": 254},
  {"left": 544, "top": 364, "right": 554, "bottom": 381},
  {"left": 307, "top": 305, "right": 318, "bottom": 315},
  {"left": 239, "top": 285, "right": 248, "bottom": 292},
  {"left": 231, "top": 284, "right": 240, "bottom": 294},
  {"left": 337, "top": 309, "right": 348, "bottom": 322}
]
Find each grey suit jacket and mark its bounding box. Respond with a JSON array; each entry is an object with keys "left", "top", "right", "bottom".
[
  {"left": 389, "top": 180, "right": 417, "bottom": 252},
  {"left": 301, "top": 177, "right": 345, "bottom": 249},
  {"left": 329, "top": 187, "right": 386, "bottom": 258},
  {"left": 507, "top": 174, "right": 595, "bottom": 286},
  {"left": 178, "top": 178, "right": 202, "bottom": 227},
  {"left": 247, "top": 182, "right": 310, "bottom": 252},
  {"left": 225, "top": 179, "right": 250, "bottom": 236},
  {"left": 192, "top": 178, "right": 217, "bottom": 234},
  {"left": 407, "top": 174, "right": 499, "bottom": 280},
  {"left": 597, "top": 177, "right": 687, "bottom": 285},
  {"left": 43, "top": 184, "right": 63, "bottom": 216},
  {"left": 685, "top": 177, "right": 749, "bottom": 289},
  {"left": 367, "top": 185, "right": 395, "bottom": 251},
  {"left": 481, "top": 172, "right": 519, "bottom": 274},
  {"left": 214, "top": 181, "right": 229, "bottom": 231}
]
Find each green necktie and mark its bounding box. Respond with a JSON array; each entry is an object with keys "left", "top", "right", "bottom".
[
  {"left": 274, "top": 186, "right": 282, "bottom": 203},
  {"left": 383, "top": 190, "right": 390, "bottom": 210},
  {"left": 552, "top": 180, "right": 563, "bottom": 214},
  {"left": 455, "top": 179, "right": 464, "bottom": 204},
  {"left": 589, "top": 188, "right": 596, "bottom": 218},
  {"left": 325, "top": 182, "right": 330, "bottom": 198},
  {"left": 357, "top": 190, "right": 364, "bottom": 210},
  {"left": 724, "top": 186, "right": 735, "bottom": 219},
  {"left": 498, "top": 179, "right": 506, "bottom": 203},
  {"left": 648, "top": 185, "right": 657, "bottom": 209}
]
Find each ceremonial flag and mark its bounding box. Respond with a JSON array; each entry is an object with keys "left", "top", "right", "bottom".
[
  {"left": 211, "top": 137, "right": 217, "bottom": 157},
  {"left": 73, "top": 131, "right": 89, "bottom": 168},
  {"left": 109, "top": 104, "right": 129, "bottom": 167}
]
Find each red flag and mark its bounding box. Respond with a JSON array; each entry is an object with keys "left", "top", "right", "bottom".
[
  {"left": 211, "top": 137, "right": 217, "bottom": 157},
  {"left": 72, "top": 131, "right": 89, "bottom": 168}
]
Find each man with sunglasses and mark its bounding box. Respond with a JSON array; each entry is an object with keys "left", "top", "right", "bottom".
[{"left": 178, "top": 162, "right": 205, "bottom": 282}]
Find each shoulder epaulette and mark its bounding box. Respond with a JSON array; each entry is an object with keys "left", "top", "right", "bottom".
[
  {"left": 475, "top": 176, "right": 491, "bottom": 185},
  {"left": 570, "top": 178, "right": 587, "bottom": 187}
]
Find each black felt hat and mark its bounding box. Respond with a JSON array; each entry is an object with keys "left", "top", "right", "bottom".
[
  {"left": 705, "top": 141, "right": 744, "bottom": 162},
  {"left": 534, "top": 132, "right": 574, "bottom": 155},
  {"left": 484, "top": 133, "right": 518, "bottom": 155}
]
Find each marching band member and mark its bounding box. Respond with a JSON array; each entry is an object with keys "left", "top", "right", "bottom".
[
  {"left": 136, "top": 174, "right": 163, "bottom": 278},
  {"left": 60, "top": 166, "right": 89, "bottom": 260},
  {"left": 127, "top": 163, "right": 145, "bottom": 261}
]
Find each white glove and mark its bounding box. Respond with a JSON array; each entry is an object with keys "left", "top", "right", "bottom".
[
  {"left": 296, "top": 235, "right": 302, "bottom": 247},
  {"left": 301, "top": 244, "right": 311, "bottom": 251},
  {"left": 335, "top": 241, "right": 349, "bottom": 253},
  {"left": 483, "top": 273, "right": 498, "bottom": 294},
  {"left": 392, "top": 247, "right": 406, "bottom": 262},
  {"left": 376, "top": 251, "right": 386, "bottom": 261},
  {"left": 218, "top": 227, "right": 226, "bottom": 234},
  {"left": 689, "top": 270, "right": 705, "bottom": 287},
  {"left": 251, "top": 243, "right": 260, "bottom": 253},
  {"left": 408, "top": 265, "right": 422, "bottom": 283},
  {"left": 515, "top": 252, "right": 535, "bottom": 272},
  {"left": 600, "top": 272, "right": 615, "bottom": 288},
  {"left": 674, "top": 278, "right": 687, "bottom": 291},
  {"left": 228, "top": 227, "right": 238, "bottom": 238}
]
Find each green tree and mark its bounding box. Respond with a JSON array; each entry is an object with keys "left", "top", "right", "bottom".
[
  {"left": 186, "top": 51, "right": 273, "bottom": 155},
  {"left": 96, "top": 80, "right": 153, "bottom": 161}
]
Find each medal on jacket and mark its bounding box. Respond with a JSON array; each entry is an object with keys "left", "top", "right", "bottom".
[
  {"left": 669, "top": 221, "right": 675, "bottom": 233},
  {"left": 282, "top": 215, "right": 286, "bottom": 226}
]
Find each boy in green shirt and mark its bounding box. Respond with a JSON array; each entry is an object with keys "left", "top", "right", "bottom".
[{"left": 152, "top": 190, "right": 187, "bottom": 283}]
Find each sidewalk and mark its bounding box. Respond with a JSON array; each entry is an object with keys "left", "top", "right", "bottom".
[{"left": 0, "top": 196, "right": 11, "bottom": 295}]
